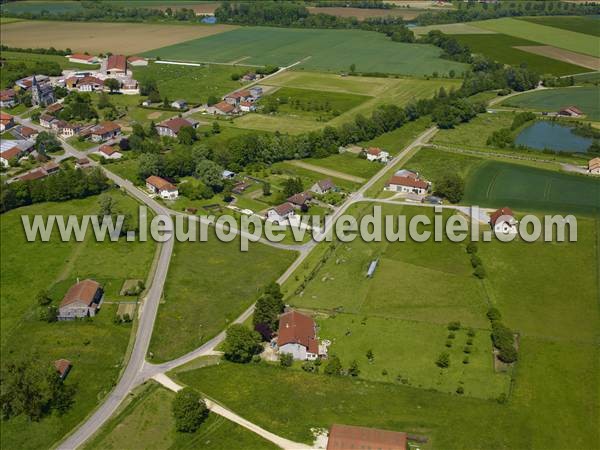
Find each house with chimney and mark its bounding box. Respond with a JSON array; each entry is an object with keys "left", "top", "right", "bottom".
[
  {"left": 276, "top": 310, "right": 327, "bottom": 361},
  {"left": 58, "top": 279, "right": 103, "bottom": 320}
]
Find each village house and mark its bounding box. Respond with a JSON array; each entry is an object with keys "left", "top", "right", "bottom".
[
  {"left": 287, "top": 191, "right": 313, "bottom": 209},
  {"left": 58, "top": 279, "right": 103, "bottom": 320},
  {"left": 326, "top": 424, "right": 408, "bottom": 450},
  {"left": 76, "top": 157, "right": 92, "bottom": 169},
  {"left": 0, "top": 146, "right": 22, "bottom": 168},
  {"left": 239, "top": 101, "right": 256, "bottom": 112},
  {"left": 224, "top": 90, "right": 250, "bottom": 105},
  {"left": 58, "top": 123, "right": 82, "bottom": 138},
  {"left": 208, "top": 101, "right": 236, "bottom": 115},
  {"left": 68, "top": 53, "right": 98, "bottom": 65},
  {"left": 0, "top": 89, "right": 17, "bottom": 108},
  {"left": 311, "top": 178, "right": 335, "bottom": 195},
  {"left": 127, "top": 56, "right": 148, "bottom": 67},
  {"left": 106, "top": 54, "right": 127, "bottom": 75},
  {"left": 46, "top": 103, "right": 64, "bottom": 115},
  {"left": 0, "top": 112, "right": 15, "bottom": 132},
  {"left": 146, "top": 175, "right": 179, "bottom": 200},
  {"left": 588, "top": 157, "right": 600, "bottom": 175},
  {"left": 89, "top": 122, "right": 122, "bottom": 142},
  {"left": 266, "top": 202, "right": 295, "bottom": 223},
  {"left": 66, "top": 75, "right": 104, "bottom": 92},
  {"left": 15, "top": 74, "right": 49, "bottom": 90},
  {"left": 365, "top": 147, "right": 390, "bottom": 163},
  {"left": 95, "top": 144, "right": 122, "bottom": 160},
  {"left": 44, "top": 161, "right": 60, "bottom": 175},
  {"left": 39, "top": 113, "right": 56, "bottom": 128},
  {"left": 1, "top": 140, "right": 34, "bottom": 168},
  {"left": 490, "top": 207, "right": 518, "bottom": 235},
  {"left": 54, "top": 359, "right": 72, "bottom": 381},
  {"left": 222, "top": 170, "right": 236, "bottom": 179},
  {"left": 17, "top": 125, "right": 39, "bottom": 140},
  {"left": 18, "top": 168, "right": 48, "bottom": 182},
  {"left": 170, "top": 99, "right": 188, "bottom": 110},
  {"left": 276, "top": 310, "right": 326, "bottom": 361},
  {"left": 155, "top": 117, "right": 199, "bottom": 138},
  {"left": 249, "top": 86, "right": 263, "bottom": 98},
  {"left": 558, "top": 105, "right": 584, "bottom": 117},
  {"left": 385, "top": 170, "right": 430, "bottom": 195}
]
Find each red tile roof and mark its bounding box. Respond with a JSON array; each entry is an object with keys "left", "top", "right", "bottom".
[
  {"left": 367, "top": 147, "right": 381, "bottom": 156},
  {"left": 277, "top": 310, "right": 318, "bottom": 354},
  {"left": 60, "top": 279, "right": 101, "bottom": 309},
  {"left": 272, "top": 202, "right": 295, "bottom": 217},
  {"left": 0, "top": 146, "right": 22, "bottom": 160},
  {"left": 69, "top": 53, "right": 95, "bottom": 61},
  {"left": 327, "top": 424, "right": 407, "bottom": 450},
  {"left": 0, "top": 112, "right": 14, "bottom": 121},
  {"left": 127, "top": 56, "right": 145, "bottom": 62},
  {"left": 106, "top": 54, "right": 127, "bottom": 72},
  {"left": 490, "top": 207, "right": 514, "bottom": 225},
  {"left": 387, "top": 175, "right": 429, "bottom": 190},
  {"left": 287, "top": 191, "right": 313, "bottom": 206},
  {"left": 214, "top": 101, "right": 235, "bottom": 113},
  {"left": 92, "top": 121, "right": 121, "bottom": 135},
  {"left": 158, "top": 117, "right": 195, "bottom": 133},
  {"left": 0, "top": 89, "right": 15, "bottom": 100},
  {"left": 99, "top": 145, "right": 119, "bottom": 156},
  {"left": 19, "top": 126, "right": 38, "bottom": 138},
  {"left": 54, "top": 359, "right": 72, "bottom": 378},
  {"left": 561, "top": 105, "right": 583, "bottom": 115},
  {"left": 146, "top": 175, "right": 177, "bottom": 192},
  {"left": 19, "top": 169, "right": 47, "bottom": 181}
]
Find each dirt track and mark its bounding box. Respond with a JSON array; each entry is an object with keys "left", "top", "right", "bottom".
[{"left": 287, "top": 160, "right": 366, "bottom": 183}]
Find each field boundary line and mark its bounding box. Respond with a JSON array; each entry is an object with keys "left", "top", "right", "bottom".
[{"left": 287, "top": 160, "right": 366, "bottom": 183}]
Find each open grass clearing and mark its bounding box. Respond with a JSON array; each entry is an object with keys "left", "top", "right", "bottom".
[
  {"left": 471, "top": 18, "right": 599, "bottom": 57},
  {"left": 519, "top": 16, "right": 600, "bottom": 38},
  {"left": 0, "top": 20, "right": 237, "bottom": 55},
  {"left": 284, "top": 160, "right": 366, "bottom": 184},
  {"left": 85, "top": 382, "right": 277, "bottom": 450},
  {"left": 143, "top": 26, "right": 469, "bottom": 77},
  {"left": 148, "top": 230, "right": 297, "bottom": 362},
  {"left": 0, "top": 191, "right": 156, "bottom": 450},
  {"left": 303, "top": 153, "right": 382, "bottom": 180}
]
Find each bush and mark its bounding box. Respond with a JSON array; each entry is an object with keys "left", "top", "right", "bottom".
[
  {"left": 447, "top": 321, "right": 461, "bottom": 331},
  {"left": 445, "top": 339, "right": 453, "bottom": 348},
  {"left": 347, "top": 360, "right": 360, "bottom": 377},
  {"left": 463, "top": 346, "right": 472, "bottom": 354},
  {"left": 279, "top": 352, "right": 293, "bottom": 367},
  {"left": 467, "top": 327, "right": 476, "bottom": 337},
  {"left": 456, "top": 386, "right": 464, "bottom": 395},
  {"left": 466, "top": 338, "right": 473, "bottom": 345},
  {"left": 498, "top": 346, "right": 518, "bottom": 363},
  {"left": 448, "top": 332, "right": 456, "bottom": 339},
  {"left": 470, "top": 254, "right": 482, "bottom": 268},
  {"left": 487, "top": 307, "right": 502, "bottom": 322},
  {"left": 301, "top": 360, "right": 318, "bottom": 373},
  {"left": 474, "top": 265, "right": 487, "bottom": 279},
  {"left": 223, "top": 324, "right": 262, "bottom": 363},
  {"left": 172, "top": 388, "right": 208, "bottom": 433},
  {"left": 436, "top": 352, "right": 450, "bottom": 368},
  {"left": 324, "top": 355, "right": 342, "bottom": 376},
  {"left": 463, "top": 356, "right": 470, "bottom": 364},
  {"left": 466, "top": 242, "right": 478, "bottom": 254},
  {"left": 497, "top": 393, "right": 507, "bottom": 404}
]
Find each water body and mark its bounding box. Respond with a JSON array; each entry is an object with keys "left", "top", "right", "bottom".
[{"left": 515, "top": 121, "right": 593, "bottom": 153}]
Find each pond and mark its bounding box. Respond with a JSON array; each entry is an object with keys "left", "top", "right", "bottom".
[{"left": 515, "top": 121, "right": 593, "bottom": 153}]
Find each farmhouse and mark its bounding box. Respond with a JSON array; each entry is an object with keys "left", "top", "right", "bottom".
[
  {"left": 18, "top": 168, "right": 48, "bottom": 182},
  {"left": 95, "top": 144, "right": 122, "bottom": 160},
  {"left": 385, "top": 174, "right": 430, "bottom": 195},
  {"left": 155, "top": 117, "right": 199, "bottom": 138},
  {"left": 326, "top": 424, "right": 408, "bottom": 450},
  {"left": 58, "top": 122, "right": 82, "bottom": 138},
  {"left": 588, "top": 157, "right": 600, "bottom": 175},
  {"left": 127, "top": 56, "right": 148, "bottom": 67},
  {"left": 0, "top": 89, "right": 17, "bottom": 108},
  {"left": 287, "top": 191, "right": 313, "bottom": 208},
  {"left": 146, "top": 175, "right": 179, "bottom": 200},
  {"left": 66, "top": 75, "right": 104, "bottom": 92},
  {"left": 54, "top": 359, "right": 72, "bottom": 381},
  {"left": 44, "top": 161, "right": 60, "bottom": 175},
  {"left": 170, "top": 100, "right": 188, "bottom": 110},
  {"left": 208, "top": 101, "right": 236, "bottom": 115},
  {"left": 490, "top": 207, "right": 518, "bottom": 235},
  {"left": 88, "top": 122, "right": 121, "bottom": 142},
  {"left": 0, "top": 146, "right": 22, "bottom": 167},
  {"left": 277, "top": 310, "right": 326, "bottom": 361},
  {"left": 17, "top": 125, "right": 39, "bottom": 140},
  {"left": 311, "top": 178, "right": 335, "bottom": 194},
  {"left": 0, "top": 112, "right": 15, "bottom": 132},
  {"left": 249, "top": 86, "right": 263, "bottom": 98},
  {"left": 68, "top": 53, "right": 98, "bottom": 64},
  {"left": 106, "top": 54, "right": 127, "bottom": 75},
  {"left": 266, "top": 202, "right": 295, "bottom": 222},
  {"left": 366, "top": 147, "right": 390, "bottom": 163},
  {"left": 558, "top": 106, "right": 584, "bottom": 117},
  {"left": 58, "top": 279, "right": 103, "bottom": 320},
  {"left": 224, "top": 90, "right": 250, "bottom": 105},
  {"left": 239, "top": 101, "right": 256, "bottom": 112}
]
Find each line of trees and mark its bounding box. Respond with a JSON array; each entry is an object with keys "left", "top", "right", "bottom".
[
  {"left": 0, "top": 44, "right": 73, "bottom": 56},
  {"left": 311, "top": 1, "right": 392, "bottom": 9}
]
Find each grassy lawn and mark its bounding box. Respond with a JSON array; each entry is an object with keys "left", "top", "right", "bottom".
[
  {"left": 359, "top": 116, "right": 432, "bottom": 156},
  {"left": 132, "top": 62, "right": 246, "bottom": 105},
  {"left": 85, "top": 382, "right": 277, "bottom": 450},
  {"left": 230, "top": 113, "right": 322, "bottom": 134},
  {"left": 148, "top": 231, "right": 297, "bottom": 362},
  {"left": 143, "top": 27, "right": 468, "bottom": 77},
  {"left": 501, "top": 86, "right": 600, "bottom": 121},
  {"left": 433, "top": 111, "right": 514, "bottom": 149},
  {"left": 0, "top": 191, "right": 156, "bottom": 450},
  {"left": 0, "top": 50, "right": 100, "bottom": 70},
  {"left": 67, "top": 137, "right": 98, "bottom": 151},
  {"left": 271, "top": 161, "right": 360, "bottom": 192},
  {"left": 472, "top": 18, "right": 599, "bottom": 57},
  {"left": 452, "top": 34, "right": 587, "bottom": 76},
  {"left": 304, "top": 153, "right": 381, "bottom": 179}
]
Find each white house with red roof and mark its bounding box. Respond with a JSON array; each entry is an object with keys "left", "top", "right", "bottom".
[
  {"left": 489, "top": 207, "right": 518, "bottom": 235},
  {"left": 68, "top": 54, "right": 98, "bottom": 65},
  {"left": 385, "top": 170, "right": 430, "bottom": 195},
  {"left": 266, "top": 202, "right": 296, "bottom": 223},
  {"left": 95, "top": 144, "right": 122, "bottom": 160},
  {"left": 155, "top": 117, "right": 199, "bottom": 138},
  {"left": 207, "top": 101, "right": 236, "bottom": 115},
  {"left": 558, "top": 106, "right": 584, "bottom": 117},
  {"left": 0, "top": 112, "right": 15, "bottom": 132},
  {"left": 277, "top": 310, "right": 326, "bottom": 360},
  {"left": 88, "top": 122, "right": 121, "bottom": 142},
  {"left": 106, "top": 54, "right": 127, "bottom": 75},
  {"left": 146, "top": 175, "right": 179, "bottom": 200},
  {"left": 127, "top": 56, "right": 148, "bottom": 67},
  {"left": 365, "top": 147, "right": 390, "bottom": 163},
  {"left": 239, "top": 101, "right": 256, "bottom": 112}
]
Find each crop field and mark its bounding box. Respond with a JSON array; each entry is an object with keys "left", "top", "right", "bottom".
[
  {"left": 472, "top": 18, "right": 599, "bottom": 57},
  {"left": 0, "top": 20, "right": 236, "bottom": 55},
  {"left": 149, "top": 231, "right": 296, "bottom": 362},
  {"left": 142, "top": 27, "right": 469, "bottom": 76},
  {"left": 452, "top": 34, "right": 588, "bottom": 75},
  {"left": 306, "top": 6, "right": 424, "bottom": 20},
  {"left": 514, "top": 46, "right": 599, "bottom": 71},
  {"left": 464, "top": 160, "right": 600, "bottom": 215},
  {"left": 519, "top": 16, "right": 600, "bottom": 37},
  {"left": 501, "top": 86, "right": 600, "bottom": 120},
  {"left": 412, "top": 22, "right": 498, "bottom": 35},
  {"left": 0, "top": 192, "right": 156, "bottom": 450},
  {"left": 85, "top": 382, "right": 277, "bottom": 450},
  {"left": 132, "top": 62, "right": 243, "bottom": 104}
]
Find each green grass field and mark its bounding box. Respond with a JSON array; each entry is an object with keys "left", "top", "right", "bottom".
[
  {"left": 472, "top": 18, "right": 600, "bottom": 57},
  {"left": 85, "top": 382, "right": 277, "bottom": 450},
  {"left": 501, "top": 86, "right": 600, "bottom": 120},
  {"left": 142, "top": 27, "right": 468, "bottom": 76},
  {"left": 433, "top": 111, "right": 515, "bottom": 149},
  {"left": 132, "top": 62, "right": 243, "bottom": 104},
  {"left": 519, "top": 16, "right": 600, "bottom": 38},
  {"left": 148, "top": 231, "right": 296, "bottom": 362},
  {"left": 304, "top": 153, "right": 382, "bottom": 179},
  {"left": 452, "top": 34, "right": 588, "bottom": 76},
  {"left": 0, "top": 191, "right": 156, "bottom": 450}
]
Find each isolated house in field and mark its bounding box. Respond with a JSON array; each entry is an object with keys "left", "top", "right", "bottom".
[
  {"left": 277, "top": 310, "right": 325, "bottom": 361},
  {"left": 287, "top": 191, "right": 313, "bottom": 209},
  {"left": 385, "top": 175, "right": 430, "bottom": 195},
  {"left": 0, "top": 112, "right": 15, "bottom": 132},
  {"left": 58, "top": 279, "right": 103, "bottom": 320},
  {"left": 365, "top": 147, "right": 390, "bottom": 163},
  {"left": 311, "top": 178, "right": 335, "bottom": 195},
  {"left": 489, "top": 207, "right": 518, "bottom": 235},
  {"left": 170, "top": 99, "right": 188, "bottom": 110},
  {"left": 558, "top": 105, "right": 583, "bottom": 117},
  {"left": 95, "top": 144, "right": 122, "bottom": 160},
  {"left": 54, "top": 359, "right": 72, "bottom": 380},
  {"left": 145, "top": 175, "right": 179, "bottom": 200},
  {"left": 588, "top": 157, "right": 600, "bottom": 175},
  {"left": 68, "top": 53, "right": 98, "bottom": 65},
  {"left": 266, "top": 202, "right": 295, "bottom": 223},
  {"left": 326, "top": 424, "right": 408, "bottom": 450},
  {"left": 106, "top": 54, "right": 127, "bottom": 75},
  {"left": 89, "top": 122, "right": 121, "bottom": 142},
  {"left": 155, "top": 117, "right": 198, "bottom": 138}
]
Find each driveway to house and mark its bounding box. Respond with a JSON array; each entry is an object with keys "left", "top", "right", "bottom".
[{"left": 286, "top": 160, "right": 367, "bottom": 183}]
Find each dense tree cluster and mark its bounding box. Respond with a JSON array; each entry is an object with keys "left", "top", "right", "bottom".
[
  {"left": 312, "top": 1, "right": 392, "bottom": 9},
  {"left": 486, "top": 308, "right": 518, "bottom": 364},
  {"left": 58, "top": 91, "right": 99, "bottom": 122},
  {"left": 0, "top": 45, "right": 72, "bottom": 56},
  {"left": 0, "top": 167, "right": 109, "bottom": 213},
  {"left": 252, "top": 282, "right": 285, "bottom": 338},
  {"left": 223, "top": 324, "right": 262, "bottom": 363},
  {"left": 418, "top": 30, "right": 472, "bottom": 63},
  {"left": 487, "top": 112, "right": 537, "bottom": 148},
  {"left": 171, "top": 388, "right": 208, "bottom": 433},
  {"left": 433, "top": 173, "right": 464, "bottom": 203},
  {"left": 1, "top": 59, "right": 63, "bottom": 90}
]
